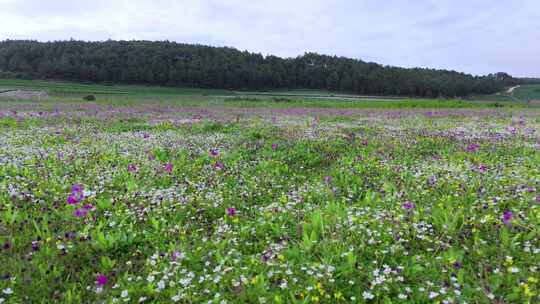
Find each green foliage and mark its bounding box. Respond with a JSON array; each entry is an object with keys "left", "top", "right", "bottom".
[
  {"left": 0, "top": 40, "right": 509, "bottom": 97},
  {"left": 0, "top": 100, "right": 538, "bottom": 303}
]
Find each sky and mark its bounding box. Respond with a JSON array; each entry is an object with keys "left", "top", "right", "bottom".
[{"left": 0, "top": 0, "right": 539, "bottom": 77}]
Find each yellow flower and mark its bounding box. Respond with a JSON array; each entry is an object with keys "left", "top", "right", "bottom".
[{"left": 522, "top": 283, "right": 534, "bottom": 297}]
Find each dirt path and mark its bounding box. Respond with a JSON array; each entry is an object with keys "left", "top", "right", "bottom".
[
  {"left": 0, "top": 90, "right": 48, "bottom": 100},
  {"left": 507, "top": 85, "right": 520, "bottom": 94}
]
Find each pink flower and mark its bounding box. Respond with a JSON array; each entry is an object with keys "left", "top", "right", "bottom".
[
  {"left": 213, "top": 161, "right": 225, "bottom": 170},
  {"left": 164, "top": 163, "right": 173, "bottom": 173},
  {"left": 271, "top": 143, "right": 278, "bottom": 150},
  {"left": 96, "top": 274, "right": 108, "bottom": 286},
  {"left": 127, "top": 163, "right": 138, "bottom": 172},
  {"left": 226, "top": 207, "right": 237, "bottom": 217}
]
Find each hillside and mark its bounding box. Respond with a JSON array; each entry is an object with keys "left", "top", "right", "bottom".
[{"left": 0, "top": 40, "right": 512, "bottom": 97}]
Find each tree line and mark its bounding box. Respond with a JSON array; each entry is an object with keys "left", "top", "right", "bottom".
[
  {"left": 518, "top": 77, "right": 540, "bottom": 85},
  {"left": 0, "top": 40, "right": 515, "bottom": 97}
]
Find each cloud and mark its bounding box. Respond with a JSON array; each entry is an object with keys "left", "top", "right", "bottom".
[{"left": 0, "top": 0, "right": 538, "bottom": 76}]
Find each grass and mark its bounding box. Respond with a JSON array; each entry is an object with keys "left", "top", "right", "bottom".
[
  {"left": 0, "top": 78, "right": 533, "bottom": 109},
  {"left": 513, "top": 84, "right": 540, "bottom": 101},
  {"left": 0, "top": 79, "right": 233, "bottom": 96},
  {"left": 0, "top": 102, "right": 538, "bottom": 303}
]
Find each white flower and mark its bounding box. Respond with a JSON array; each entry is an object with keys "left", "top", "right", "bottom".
[
  {"left": 157, "top": 280, "right": 166, "bottom": 290},
  {"left": 147, "top": 275, "right": 155, "bottom": 283},
  {"left": 510, "top": 267, "right": 519, "bottom": 273},
  {"left": 138, "top": 296, "right": 147, "bottom": 303},
  {"left": 362, "top": 291, "right": 375, "bottom": 300},
  {"left": 429, "top": 292, "right": 439, "bottom": 299},
  {"left": 0, "top": 297, "right": 4, "bottom": 303},
  {"left": 398, "top": 294, "right": 407, "bottom": 299},
  {"left": 121, "top": 290, "right": 129, "bottom": 298},
  {"left": 2, "top": 289, "right": 13, "bottom": 295}
]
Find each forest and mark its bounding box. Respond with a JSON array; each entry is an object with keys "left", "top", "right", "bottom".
[{"left": 0, "top": 40, "right": 516, "bottom": 97}]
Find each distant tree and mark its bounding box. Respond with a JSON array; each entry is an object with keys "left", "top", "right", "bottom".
[
  {"left": 0, "top": 40, "right": 511, "bottom": 97},
  {"left": 326, "top": 71, "right": 339, "bottom": 91}
]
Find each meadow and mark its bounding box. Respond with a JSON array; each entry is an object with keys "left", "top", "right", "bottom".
[
  {"left": 0, "top": 80, "right": 539, "bottom": 303},
  {"left": 513, "top": 85, "right": 540, "bottom": 102}
]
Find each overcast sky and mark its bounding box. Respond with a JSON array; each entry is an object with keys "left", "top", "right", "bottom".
[{"left": 0, "top": 0, "right": 539, "bottom": 77}]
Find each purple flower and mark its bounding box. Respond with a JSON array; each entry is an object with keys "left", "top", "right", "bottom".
[
  {"left": 3, "top": 242, "right": 11, "bottom": 250},
  {"left": 82, "top": 204, "right": 95, "bottom": 210},
  {"left": 71, "top": 184, "right": 84, "bottom": 194},
  {"left": 127, "top": 163, "right": 138, "bottom": 172},
  {"left": 323, "top": 176, "right": 332, "bottom": 183},
  {"left": 213, "top": 161, "right": 225, "bottom": 170},
  {"left": 171, "top": 251, "right": 182, "bottom": 261},
  {"left": 477, "top": 164, "right": 487, "bottom": 173},
  {"left": 67, "top": 184, "right": 85, "bottom": 204},
  {"left": 536, "top": 195, "right": 540, "bottom": 204},
  {"left": 402, "top": 201, "right": 415, "bottom": 210},
  {"left": 271, "top": 143, "right": 278, "bottom": 150},
  {"left": 226, "top": 207, "right": 237, "bottom": 217},
  {"left": 31, "top": 241, "right": 39, "bottom": 252},
  {"left": 209, "top": 149, "right": 220, "bottom": 157},
  {"left": 73, "top": 208, "right": 88, "bottom": 218},
  {"left": 503, "top": 210, "right": 513, "bottom": 225},
  {"left": 96, "top": 274, "right": 108, "bottom": 286},
  {"left": 452, "top": 261, "right": 462, "bottom": 269},
  {"left": 465, "top": 143, "right": 480, "bottom": 152},
  {"left": 164, "top": 163, "right": 173, "bottom": 173},
  {"left": 67, "top": 194, "right": 79, "bottom": 205}
]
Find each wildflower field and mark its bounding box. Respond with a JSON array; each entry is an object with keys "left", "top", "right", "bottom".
[{"left": 0, "top": 96, "right": 539, "bottom": 303}]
